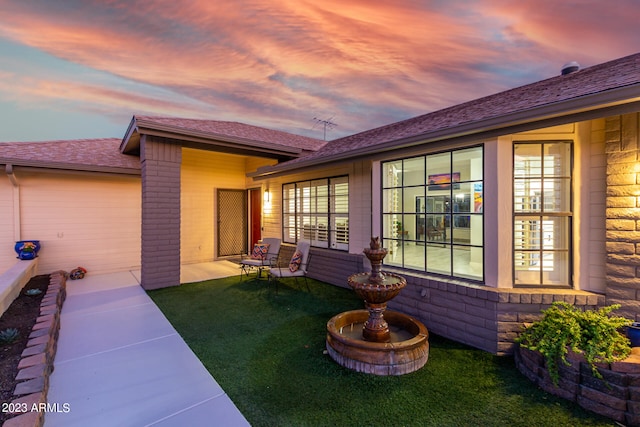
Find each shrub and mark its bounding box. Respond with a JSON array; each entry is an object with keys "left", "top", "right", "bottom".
[
  {"left": 0, "top": 328, "right": 20, "bottom": 345},
  {"left": 516, "top": 302, "right": 632, "bottom": 385}
]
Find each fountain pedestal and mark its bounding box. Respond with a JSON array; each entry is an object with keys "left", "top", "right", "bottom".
[
  {"left": 326, "top": 237, "right": 429, "bottom": 375},
  {"left": 362, "top": 302, "right": 389, "bottom": 342}
]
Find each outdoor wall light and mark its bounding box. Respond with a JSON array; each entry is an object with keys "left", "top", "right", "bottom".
[{"left": 263, "top": 188, "right": 272, "bottom": 215}]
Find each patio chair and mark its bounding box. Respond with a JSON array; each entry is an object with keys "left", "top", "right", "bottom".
[
  {"left": 268, "top": 241, "right": 312, "bottom": 293},
  {"left": 240, "top": 238, "right": 281, "bottom": 279}
]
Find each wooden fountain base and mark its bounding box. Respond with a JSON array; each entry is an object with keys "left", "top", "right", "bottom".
[{"left": 326, "top": 309, "right": 429, "bottom": 376}]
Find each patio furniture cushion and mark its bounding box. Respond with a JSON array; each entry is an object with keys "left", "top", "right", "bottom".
[
  {"left": 251, "top": 243, "right": 270, "bottom": 260},
  {"left": 289, "top": 250, "right": 303, "bottom": 272},
  {"left": 240, "top": 238, "right": 282, "bottom": 280}
]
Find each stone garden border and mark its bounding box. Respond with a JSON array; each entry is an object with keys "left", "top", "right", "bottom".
[
  {"left": 515, "top": 345, "right": 640, "bottom": 426},
  {"left": 3, "top": 271, "right": 66, "bottom": 427}
]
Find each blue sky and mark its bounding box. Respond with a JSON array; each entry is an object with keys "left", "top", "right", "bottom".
[{"left": 0, "top": 0, "right": 638, "bottom": 142}]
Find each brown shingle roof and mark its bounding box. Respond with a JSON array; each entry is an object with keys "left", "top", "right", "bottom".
[
  {"left": 132, "top": 116, "right": 326, "bottom": 152},
  {"left": 0, "top": 138, "right": 140, "bottom": 174},
  {"left": 256, "top": 52, "right": 640, "bottom": 174}
]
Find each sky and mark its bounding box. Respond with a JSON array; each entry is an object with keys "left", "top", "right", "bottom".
[{"left": 0, "top": 1, "right": 638, "bottom": 143}]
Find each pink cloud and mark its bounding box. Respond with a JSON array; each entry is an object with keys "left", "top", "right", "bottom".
[
  {"left": 0, "top": 0, "right": 637, "bottom": 139},
  {"left": 482, "top": 0, "right": 640, "bottom": 65},
  {"left": 0, "top": 71, "right": 215, "bottom": 120}
]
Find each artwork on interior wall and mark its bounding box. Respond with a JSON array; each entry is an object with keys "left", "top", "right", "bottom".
[
  {"left": 428, "top": 172, "right": 460, "bottom": 190},
  {"left": 474, "top": 183, "right": 483, "bottom": 212}
]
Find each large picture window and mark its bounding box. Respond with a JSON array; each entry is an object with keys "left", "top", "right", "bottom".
[
  {"left": 382, "top": 146, "right": 483, "bottom": 281},
  {"left": 282, "top": 177, "right": 349, "bottom": 250},
  {"left": 513, "top": 141, "right": 572, "bottom": 286}
]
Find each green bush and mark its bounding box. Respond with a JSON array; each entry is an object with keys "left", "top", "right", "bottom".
[{"left": 516, "top": 302, "right": 632, "bottom": 385}]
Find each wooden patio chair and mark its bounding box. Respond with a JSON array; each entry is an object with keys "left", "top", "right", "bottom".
[
  {"left": 239, "top": 238, "right": 281, "bottom": 279},
  {"left": 268, "top": 241, "right": 312, "bottom": 293}
]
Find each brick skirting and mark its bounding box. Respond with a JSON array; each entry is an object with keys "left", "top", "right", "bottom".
[
  {"left": 389, "top": 274, "right": 605, "bottom": 355},
  {"left": 515, "top": 345, "right": 640, "bottom": 425},
  {"left": 3, "top": 272, "right": 66, "bottom": 427}
]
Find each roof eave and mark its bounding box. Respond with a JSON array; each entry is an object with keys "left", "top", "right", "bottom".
[
  {"left": 121, "top": 117, "right": 304, "bottom": 158},
  {"left": 0, "top": 159, "right": 141, "bottom": 176},
  {"left": 250, "top": 84, "right": 640, "bottom": 178},
  {"left": 120, "top": 116, "right": 140, "bottom": 154}
]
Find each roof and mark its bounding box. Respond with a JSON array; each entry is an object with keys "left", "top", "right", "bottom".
[
  {"left": 252, "top": 52, "right": 640, "bottom": 177},
  {"left": 121, "top": 116, "right": 326, "bottom": 158},
  {"left": 0, "top": 138, "right": 140, "bottom": 174}
]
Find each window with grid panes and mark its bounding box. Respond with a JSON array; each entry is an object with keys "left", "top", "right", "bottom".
[
  {"left": 381, "top": 146, "right": 483, "bottom": 281},
  {"left": 282, "top": 177, "right": 348, "bottom": 250},
  {"left": 513, "top": 141, "right": 572, "bottom": 286}
]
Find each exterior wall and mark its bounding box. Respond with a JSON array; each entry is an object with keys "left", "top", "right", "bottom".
[
  {"left": 277, "top": 243, "right": 364, "bottom": 289},
  {"left": 141, "top": 137, "right": 181, "bottom": 290},
  {"left": 181, "top": 148, "right": 275, "bottom": 264},
  {"left": 351, "top": 121, "right": 610, "bottom": 354},
  {"left": 256, "top": 160, "right": 371, "bottom": 288},
  {"left": 245, "top": 157, "right": 277, "bottom": 189},
  {"left": 511, "top": 122, "right": 608, "bottom": 293},
  {"left": 388, "top": 275, "right": 603, "bottom": 354},
  {"left": 584, "top": 119, "right": 608, "bottom": 292},
  {"left": 0, "top": 168, "right": 140, "bottom": 275},
  {"left": 604, "top": 113, "right": 640, "bottom": 320},
  {"left": 181, "top": 148, "right": 244, "bottom": 264},
  {"left": 259, "top": 161, "right": 371, "bottom": 252},
  {"left": 0, "top": 177, "right": 16, "bottom": 273},
  {"left": 256, "top": 120, "right": 614, "bottom": 354}
]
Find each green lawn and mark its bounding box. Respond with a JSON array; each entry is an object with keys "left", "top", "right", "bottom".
[{"left": 149, "top": 276, "right": 616, "bottom": 427}]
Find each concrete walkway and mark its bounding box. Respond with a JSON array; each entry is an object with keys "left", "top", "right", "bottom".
[{"left": 46, "top": 262, "right": 249, "bottom": 427}]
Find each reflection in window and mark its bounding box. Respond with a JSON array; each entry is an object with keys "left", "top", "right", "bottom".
[
  {"left": 513, "top": 141, "right": 572, "bottom": 286},
  {"left": 382, "top": 146, "right": 483, "bottom": 281},
  {"left": 283, "top": 176, "right": 349, "bottom": 250}
]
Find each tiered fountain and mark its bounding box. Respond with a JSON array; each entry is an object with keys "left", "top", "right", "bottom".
[{"left": 326, "top": 237, "right": 429, "bottom": 375}]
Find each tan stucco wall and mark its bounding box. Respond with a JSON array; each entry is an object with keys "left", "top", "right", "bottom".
[
  {"left": 0, "top": 177, "right": 17, "bottom": 272},
  {"left": 0, "top": 169, "right": 141, "bottom": 275},
  {"left": 180, "top": 148, "right": 275, "bottom": 264}
]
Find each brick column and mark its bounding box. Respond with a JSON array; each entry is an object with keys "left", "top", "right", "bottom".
[
  {"left": 140, "top": 136, "right": 182, "bottom": 290},
  {"left": 605, "top": 113, "right": 640, "bottom": 320}
]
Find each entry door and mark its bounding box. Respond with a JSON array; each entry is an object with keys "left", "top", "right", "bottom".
[
  {"left": 249, "top": 188, "right": 262, "bottom": 248},
  {"left": 217, "top": 189, "right": 247, "bottom": 257}
]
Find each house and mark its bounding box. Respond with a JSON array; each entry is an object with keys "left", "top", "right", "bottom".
[{"left": 2, "top": 52, "right": 639, "bottom": 354}]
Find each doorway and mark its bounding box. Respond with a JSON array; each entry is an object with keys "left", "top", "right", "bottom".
[{"left": 217, "top": 189, "right": 247, "bottom": 257}]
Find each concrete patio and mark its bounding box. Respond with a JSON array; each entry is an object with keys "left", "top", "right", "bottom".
[{"left": 45, "top": 261, "right": 249, "bottom": 427}]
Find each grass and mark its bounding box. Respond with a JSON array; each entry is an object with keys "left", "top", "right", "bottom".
[{"left": 149, "top": 276, "right": 616, "bottom": 427}]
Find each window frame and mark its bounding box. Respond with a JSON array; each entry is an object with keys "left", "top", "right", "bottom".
[
  {"left": 512, "top": 140, "right": 573, "bottom": 288},
  {"left": 282, "top": 176, "right": 349, "bottom": 251}
]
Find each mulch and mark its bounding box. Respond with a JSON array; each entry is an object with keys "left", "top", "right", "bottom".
[{"left": 0, "top": 274, "right": 49, "bottom": 424}]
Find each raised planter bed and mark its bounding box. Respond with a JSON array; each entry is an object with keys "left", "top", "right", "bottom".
[
  {"left": 515, "top": 345, "right": 640, "bottom": 426},
  {"left": 1, "top": 271, "right": 67, "bottom": 427},
  {"left": 0, "top": 259, "right": 39, "bottom": 317}
]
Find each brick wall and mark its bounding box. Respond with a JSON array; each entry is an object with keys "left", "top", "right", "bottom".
[
  {"left": 140, "top": 136, "right": 182, "bottom": 290},
  {"left": 604, "top": 114, "right": 640, "bottom": 320},
  {"left": 278, "top": 245, "right": 363, "bottom": 290},
  {"left": 303, "top": 248, "right": 604, "bottom": 355},
  {"left": 388, "top": 275, "right": 603, "bottom": 355}
]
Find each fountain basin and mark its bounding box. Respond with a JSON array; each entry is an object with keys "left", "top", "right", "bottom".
[
  {"left": 348, "top": 272, "right": 406, "bottom": 304},
  {"left": 326, "top": 309, "right": 429, "bottom": 376}
]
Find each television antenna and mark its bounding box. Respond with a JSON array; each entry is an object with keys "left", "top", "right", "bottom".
[{"left": 313, "top": 116, "right": 338, "bottom": 141}]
